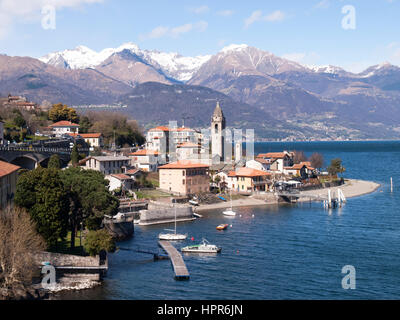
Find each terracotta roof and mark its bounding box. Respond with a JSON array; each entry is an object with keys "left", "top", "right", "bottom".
[
  {"left": 177, "top": 142, "right": 200, "bottom": 148},
  {"left": 0, "top": 160, "right": 20, "bottom": 177},
  {"left": 68, "top": 133, "right": 102, "bottom": 138},
  {"left": 149, "top": 126, "right": 194, "bottom": 133},
  {"left": 228, "top": 167, "right": 270, "bottom": 178},
  {"left": 255, "top": 158, "right": 271, "bottom": 165},
  {"left": 126, "top": 169, "right": 141, "bottom": 175},
  {"left": 285, "top": 162, "right": 315, "bottom": 171},
  {"left": 49, "top": 121, "right": 80, "bottom": 127},
  {"left": 149, "top": 126, "right": 170, "bottom": 132},
  {"left": 129, "top": 149, "right": 159, "bottom": 156},
  {"left": 159, "top": 161, "right": 209, "bottom": 169},
  {"left": 257, "top": 152, "right": 288, "bottom": 159},
  {"left": 110, "top": 174, "right": 132, "bottom": 180}
]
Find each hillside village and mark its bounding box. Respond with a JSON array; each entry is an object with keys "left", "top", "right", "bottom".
[
  {"left": 0, "top": 93, "right": 345, "bottom": 299},
  {"left": 0, "top": 95, "right": 339, "bottom": 210}
]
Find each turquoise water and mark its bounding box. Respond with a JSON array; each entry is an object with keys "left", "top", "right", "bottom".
[{"left": 57, "top": 141, "right": 400, "bottom": 300}]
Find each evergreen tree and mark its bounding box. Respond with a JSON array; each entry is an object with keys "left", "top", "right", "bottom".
[
  {"left": 14, "top": 168, "right": 69, "bottom": 247},
  {"left": 48, "top": 154, "right": 61, "bottom": 169},
  {"left": 71, "top": 143, "right": 79, "bottom": 167}
]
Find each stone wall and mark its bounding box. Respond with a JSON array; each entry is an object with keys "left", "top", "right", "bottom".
[{"left": 139, "top": 203, "right": 194, "bottom": 225}]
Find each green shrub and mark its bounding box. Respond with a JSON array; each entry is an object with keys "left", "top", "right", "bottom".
[{"left": 84, "top": 229, "right": 115, "bottom": 256}]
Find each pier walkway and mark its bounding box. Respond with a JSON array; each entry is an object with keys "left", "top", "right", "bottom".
[{"left": 158, "top": 241, "right": 190, "bottom": 280}]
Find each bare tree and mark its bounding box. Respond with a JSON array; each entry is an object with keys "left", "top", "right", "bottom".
[
  {"left": 293, "top": 150, "right": 307, "bottom": 164},
  {"left": 309, "top": 153, "right": 324, "bottom": 169},
  {"left": 0, "top": 207, "right": 45, "bottom": 289}
]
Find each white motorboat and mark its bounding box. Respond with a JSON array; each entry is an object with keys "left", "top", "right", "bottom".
[
  {"left": 222, "top": 190, "right": 236, "bottom": 216},
  {"left": 181, "top": 238, "right": 221, "bottom": 253},
  {"left": 158, "top": 201, "right": 187, "bottom": 241}
]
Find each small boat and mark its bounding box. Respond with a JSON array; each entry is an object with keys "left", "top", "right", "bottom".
[
  {"left": 181, "top": 238, "right": 221, "bottom": 253},
  {"left": 193, "top": 212, "right": 203, "bottom": 218},
  {"left": 159, "top": 232, "right": 188, "bottom": 241},
  {"left": 216, "top": 224, "right": 228, "bottom": 230},
  {"left": 222, "top": 190, "right": 236, "bottom": 216},
  {"left": 158, "top": 202, "right": 187, "bottom": 241},
  {"left": 189, "top": 200, "right": 199, "bottom": 206}
]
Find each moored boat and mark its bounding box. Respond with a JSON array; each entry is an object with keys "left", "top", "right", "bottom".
[
  {"left": 216, "top": 224, "right": 228, "bottom": 230},
  {"left": 181, "top": 238, "right": 221, "bottom": 253}
]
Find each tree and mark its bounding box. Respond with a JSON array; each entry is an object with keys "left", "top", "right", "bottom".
[
  {"left": 48, "top": 154, "right": 61, "bottom": 169},
  {"left": 70, "top": 143, "right": 79, "bottom": 167},
  {"left": 14, "top": 167, "right": 69, "bottom": 247},
  {"left": 86, "top": 111, "right": 145, "bottom": 147},
  {"left": 327, "top": 158, "right": 346, "bottom": 177},
  {"left": 79, "top": 116, "right": 92, "bottom": 134},
  {"left": 309, "top": 153, "right": 324, "bottom": 169},
  {"left": 48, "top": 103, "right": 79, "bottom": 123},
  {"left": 293, "top": 150, "right": 307, "bottom": 164},
  {"left": 60, "top": 167, "right": 119, "bottom": 249},
  {"left": 84, "top": 229, "right": 115, "bottom": 256},
  {"left": 0, "top": 207, "right": 46, "bottom": 290}
]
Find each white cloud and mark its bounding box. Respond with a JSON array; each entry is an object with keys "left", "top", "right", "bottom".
[
  {"left": 140, "top": 21, "right": 208, "bottom": 40},
  {"left": 190, "top": 5, "right": 209, "bottom": 14},
  {"left": 264, "top": 10, "right": 286, "bottom": 22},
  {"left": 244, "top": 10, "right": 286, "bottom": 28},
  {"left": 314, "top": 0, "right": 330, "bottom": 9},
  {"left": 217, "top": 10, "right": 234, "bottom": 17},
  {"left": 244, "top": 10, "right": 263, "bottom": 28},
  {"left": 0, "top": 0, "right": 102, "bottom": 39}
]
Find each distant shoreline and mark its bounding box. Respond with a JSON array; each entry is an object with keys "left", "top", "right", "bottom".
[{"left": 194, "top": 179, "right": 381, "bottom": 212}]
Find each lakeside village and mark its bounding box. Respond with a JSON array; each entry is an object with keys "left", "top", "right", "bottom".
[{"left": 0, "top": 94, "right": 347, "bottom": 299}]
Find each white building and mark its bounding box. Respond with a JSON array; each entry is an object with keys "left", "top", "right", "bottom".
[
  {"left": 246, "top": 159, "right": 270, "bottom": 172},
  {"left": 129, "top": 149, "right": 160, "bottom": 172},
  {"left": 176, "top": 142, "right": 201, "bottom": 161},
  {"left": 81, "top": 156, "right": 131, "bottom": 175},
  {"left": 105, "top": 174, "right": 134, "bottom": 192},
  {"left": 49, "top": 121, "right": 80, "bottom": 137},
  {"left": 68, "top": 133, "right": 103, "bottom": 148}
]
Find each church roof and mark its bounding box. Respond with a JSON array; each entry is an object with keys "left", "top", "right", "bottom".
[{"left": 212, "top": 101, "right": 225, "bottom": 118}]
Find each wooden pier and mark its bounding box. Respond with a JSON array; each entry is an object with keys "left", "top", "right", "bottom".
[{"left": 158, "top": 241, "right": 190, "bottom": 280}]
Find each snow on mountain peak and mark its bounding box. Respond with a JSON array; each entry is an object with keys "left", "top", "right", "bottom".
[
  {"left": 39, "top": 43, "right": 212, "bottom": 82},
  {"left": 220, "top": 44, "right": 249, "bottom": 54}
]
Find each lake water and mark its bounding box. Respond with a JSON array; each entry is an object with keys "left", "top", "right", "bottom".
[{"left": 56, "top": 141, "right": 400, "bottom": 300}]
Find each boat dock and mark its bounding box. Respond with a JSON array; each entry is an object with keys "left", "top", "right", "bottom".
[{"left": 158, "top": 241, "right": 190, "bottom": 280}]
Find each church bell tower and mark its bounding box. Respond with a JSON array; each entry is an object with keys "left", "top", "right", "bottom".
[{"left": 211, "top": 101, "right": 226, "bottom": 160}]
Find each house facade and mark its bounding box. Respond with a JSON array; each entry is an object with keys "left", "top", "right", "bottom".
[
  {"left": 82, "top": 156, "right": 131, "bottom": 175},
  {"left": 68, "top": 133, "right": 103, "bottom": 148},
  {"left": 105, "top": 174, "right": 134, "bottom": 192},
  {"left": 0, "top": 161, "right": 20, "bottom": 209},
  {"left": 256, "top": 152, "right": 293, "bottom": 173},
  {"left": 228, "top": 167, "right": 271, "bottom": 193},
  {"left": 159, "top": 161, "right": 210, "bottom": 195},
  {"left": 50, "top": 121, "right": 80, "bottom": 137},
  {"left": 129, "top": 149, "right": 160, "bottom": 172}
]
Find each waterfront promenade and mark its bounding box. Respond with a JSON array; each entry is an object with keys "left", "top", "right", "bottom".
[{"left": 195, "top": 179, "right": 380, "bottom": 212}]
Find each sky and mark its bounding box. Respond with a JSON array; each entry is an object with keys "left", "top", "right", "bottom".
[{"left": 0, "top": 0, "right": 399, "bottom": 73}]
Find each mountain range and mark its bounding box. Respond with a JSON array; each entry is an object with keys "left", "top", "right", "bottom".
[{"left": 1, "top": 43, "right": 400, "bottom": 140}]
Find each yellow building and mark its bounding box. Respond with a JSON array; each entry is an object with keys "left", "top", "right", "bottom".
[
  {"left": 228, "top": 167, "right": 271, "bottom": 193},
  {"left": 0, "top": 160, "right": 20, "bottom": 209},
  {"left": 159, "top": 161, "right": 210, "bottom": 195}
]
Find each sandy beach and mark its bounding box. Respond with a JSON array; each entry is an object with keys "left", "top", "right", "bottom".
[{"left": 195, "top": 179, "right": 381, "bottom": 212}]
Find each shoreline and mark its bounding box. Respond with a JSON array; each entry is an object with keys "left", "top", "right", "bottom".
[{"left": 194, "top": 179, "right": 381, "bottom": 212}]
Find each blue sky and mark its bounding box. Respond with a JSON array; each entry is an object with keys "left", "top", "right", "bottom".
[{"left": 0, "top": 0, "right": 399, "bottom": 72}]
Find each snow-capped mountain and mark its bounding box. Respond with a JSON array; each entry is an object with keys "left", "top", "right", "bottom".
[
  {"left": 39, "top": 43, "right": 211, "bottom": 82},
  {"left": 308, "top": 65, "right": 349, "bottom": 75}
]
